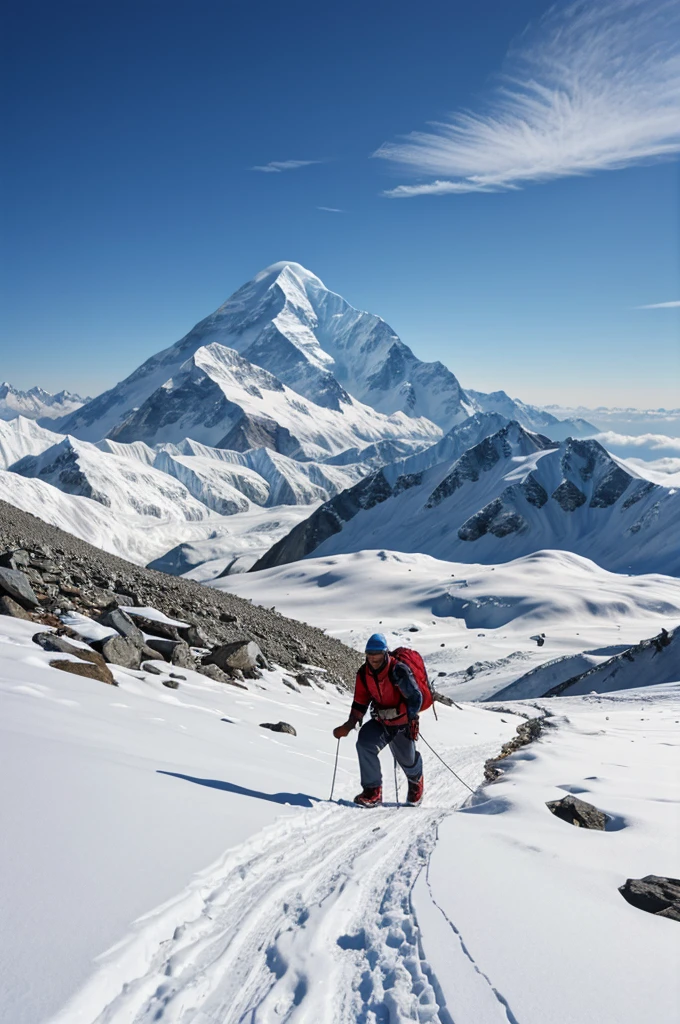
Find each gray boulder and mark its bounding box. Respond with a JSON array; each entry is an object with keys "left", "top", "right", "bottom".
[
  {"left": 170, "top": 642, "right": 197, "bottom": 669},
  {"left": 0, "top": 567, "right": 39, "bottom": 608},
  {"left": 33, "top": 632, "right": 88, "bottom": 657},
  {"left": 93, "top": 634, "right": 142, "bottom": 669},
  {"left": 196, "top": 663, "right": 248, "bottom": 688},
  {"left": 162, "top": 678, "right": 180, "bottom": 689},
  {"left": 142, "top": 661, "right": 164, "bottom": 675},
  {"left": 1, "top": 594, "right": 33, "bottom": 620},
  {"left": 144, "top": 636, "right": 180, "bottom": 661},
  {"left": 0, "top": 549, "right": 30, "bottom": 569},
  {"left": 124, "top": 614, "right": 182, "bottom": 641},
  {"left": 619, "top": 876, "right": 680, "bottom": 920},
  {"left": 177, "top": 623, "right": 210, "bottom": 648},
  {"left": 98, "top": 607, "right": 145, "bottom": 646},
  {"left": 203, "top": 639, "right": 267, "bottom": 678},
  {"left": 260, "top": 721, "right": 297, "bottom": 736},
  {"left": 546, "top": 795, "right": 606, "bottom": 830}
]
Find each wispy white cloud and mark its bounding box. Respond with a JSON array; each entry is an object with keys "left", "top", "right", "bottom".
[
  {"left": 375, "top": 0, "right": 680, "bottom": 197},
  {"left": 317, "top": 206, "right": 343, "bottom": 213},
  {"left": 252, "top": 159, "right": 322, "bottom": 173},
  {"left": 636, "top": 300, "right": 680, "bottom": 308}
]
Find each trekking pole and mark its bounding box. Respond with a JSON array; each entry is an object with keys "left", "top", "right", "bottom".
[
  {"left": 329, "top": 736, "right": 340, "bottom": 802},
  {"left": 419, "top": 732, "right": 476, "bottom": 795},
  {"left": 393, "top": 752, "right": 400, "bottom": 808}
]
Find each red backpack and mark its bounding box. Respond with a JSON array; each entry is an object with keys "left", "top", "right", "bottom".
[{"left": 391, "top": 647, "right": 434, "bottom": 712}]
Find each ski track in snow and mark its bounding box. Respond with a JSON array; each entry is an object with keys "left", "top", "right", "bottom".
[{"left": 64, "top": 743, "right": 513, "bottom": 1024}]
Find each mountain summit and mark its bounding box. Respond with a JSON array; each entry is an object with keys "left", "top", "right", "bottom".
[{"left": 60, "top": 261, "right": 591, "bottom": 444}]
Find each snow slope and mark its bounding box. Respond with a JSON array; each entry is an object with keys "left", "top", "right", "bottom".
[
  {"left": 256, "top": 425, "right": 680, "bottom": 576},
  {"left": 0, "top": 470, "right": 228, "bottom": 565},
  {"left": 418, "top": 685, "right": 680, "bottom": 1024},
  {"left": 147, "top": 504, "right": 321, "bottom": 577},
  {"left": 10, "top": 436, "right": 219, "bottom": 521},
  {"left": 3, "top": 610, "right": 676, "bottom": 1024},
  {"left": 0, "top": 612, "right": 522, "bottom": 1024},
  {"left": 221, "top": 548, "right": 680, "bottom": 700},
  {"left": 0, "top": 416, "right": 65, "bottom": 469}
]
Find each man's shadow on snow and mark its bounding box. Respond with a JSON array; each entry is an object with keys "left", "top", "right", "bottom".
[{"left": 158, "top": 771, "right": 319, "bottom": 807}]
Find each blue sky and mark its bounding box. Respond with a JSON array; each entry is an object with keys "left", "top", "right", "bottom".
[{"left": 2, "top": 0, "right": 679, "bottom": 408}]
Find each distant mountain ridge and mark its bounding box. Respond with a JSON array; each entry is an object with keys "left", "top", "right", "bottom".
[{"left": 0, "top": 382, "right": 89, "bottom": 422}]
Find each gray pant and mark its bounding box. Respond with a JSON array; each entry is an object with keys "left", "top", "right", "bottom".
[{"left": 357, "top": 719, "right": 423, "bottom": 789}]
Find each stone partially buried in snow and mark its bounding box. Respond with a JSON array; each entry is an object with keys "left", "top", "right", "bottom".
[
  {"left": 203, "top": 639, "right": 267, "bottom": 677},
  {"left": 619, "top": 876, "right": 680, "bottom": 921},
  {"left": 546, "top": 794, "right": 606, "bottom": 830},
  {"left": 49, "top": 658, "right": 116, "bottom": 685},
  {"left": 260, "top": 721, "right": 297, "bottom": 736},
  {"left": 0, "top": 567, "right": 39, "bottom": 608},
  {"left": 98, "top": 607, "right": 145, "bottom": 646},
  {"left": 92, "top": 634, "right": 142, "bottom": 670}
]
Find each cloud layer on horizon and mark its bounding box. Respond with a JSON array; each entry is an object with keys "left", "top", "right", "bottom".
[
  {"left": 636, "top": 300, "right": 680, "bottom": 308},
  {"left": 375, "top": 0, "right": 680, "bottom": 197}
]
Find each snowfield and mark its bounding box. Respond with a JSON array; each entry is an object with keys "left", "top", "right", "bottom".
[
  {"left": 221, "top": 548, "right": 680, "bottom": 701},
  {"left": 1, "top": 602, "right": 679, "bottom": 1023}
]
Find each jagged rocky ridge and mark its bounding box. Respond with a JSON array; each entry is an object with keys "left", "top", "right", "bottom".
[
  {"left": 0, "top": 500, "right": 362, "bottom": 687},
  {"left": 252, "top": 427, "right": 680, "bottom": 576}
]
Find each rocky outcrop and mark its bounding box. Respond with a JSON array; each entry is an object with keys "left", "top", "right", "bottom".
[
  {"left": 484, "top": 713, "right": 550, "bottom": 782},
  {"left": 619, "top": 876, "right": 680, "bottom": 921},
  {"left": 0, "top": 499, "right": 362, "bottom": 687},
  {"left": 546, "top": 795, "right": 606, "bottom": 829}
]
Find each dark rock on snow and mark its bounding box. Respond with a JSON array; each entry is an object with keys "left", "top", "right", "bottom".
[
  {"left": 144, "top": 636, "right": 181, "bottom": 661},
  {"left": 546, "top": 795, "right": 606, "bottom": 830},
  {"left": 92, "top": 634, "right": 142, "bottom": 669},
  {"left": 142, "top": 661, "right": 164, "bottom": 675},
  {"left": 98, "top": 606, "right": 145, "bottom": 646},
  {"left": 619, "top": 875, "right": 680, "bottom": 921},
  {"left": 196, "top": 663, "right": 248, "bottom": 688},
  {"left": 260, "top": 721, "right": 297, "bottom": 736},
  {"left": 162, "top": 678, "right": 180, "bottom": 689},
  {"left": 49, "top": 658, "right": 116, "bottom": 685}
]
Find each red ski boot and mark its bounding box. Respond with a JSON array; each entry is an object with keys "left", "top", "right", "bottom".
[
  {"left": 353, "top": 785, "right": 382, "bottom": 807},
  {"left": 406, "top": 775, "right": 424, "bottom": 806}
]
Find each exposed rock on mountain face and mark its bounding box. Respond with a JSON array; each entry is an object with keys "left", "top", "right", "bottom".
[
  {"left": 541, "top": 627, "right": 677, "bottom": 697},
  {"left": 103, "top": 342, "right": 439, "bottom": 458},
  {"left": 58, "top": 262, "right": 591, "bottom": 442}
]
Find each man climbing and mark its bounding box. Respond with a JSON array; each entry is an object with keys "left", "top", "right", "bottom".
[{"left": 333, "top": 633, "right": 424, "bottom": 807}]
